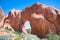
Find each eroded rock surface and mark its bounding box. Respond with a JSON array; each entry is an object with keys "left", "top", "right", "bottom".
[{"left": 4, "top": 9, "right": 22, "bottom": 32}]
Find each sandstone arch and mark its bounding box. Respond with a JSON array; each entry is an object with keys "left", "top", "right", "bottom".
[
  {"left": 3, "top": 3, "right": 60, "bottom": 38},
  {"left": 21, "top": 3, "right": 59, "bottom": 38}
]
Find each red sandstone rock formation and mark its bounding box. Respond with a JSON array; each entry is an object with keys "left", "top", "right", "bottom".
[
  {"left": 21, "top": 3, "right": 60, "bottom": 38},
  {"left": 3, "top": 2, "right": 60, "bottom": 38}
]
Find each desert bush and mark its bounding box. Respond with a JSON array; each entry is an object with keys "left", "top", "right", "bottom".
[
  {"left": 22, "top": 33, "right": 40, "bottom": 40},
  {"left": 46, "top": 34, "right": 60, "bottom": 40},
  {"left": 26, "top": 28, "right": 31, "bottom": 33},
  {"left": 0, "top": 34, "right": 11, "bottom": 40}
]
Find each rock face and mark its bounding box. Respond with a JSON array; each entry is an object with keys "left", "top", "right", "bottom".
[
  {"left": 56, "top": 11, "right": 60, "bottom": 35},
  {"left": 21, "top": 3, "right": 60, "bottom": 38},
  {"left": 0, "top": 8, "right": 4, "bottom": 28},
  {"left": 4, "top": 9, "right": 22, "bottom": 32}
]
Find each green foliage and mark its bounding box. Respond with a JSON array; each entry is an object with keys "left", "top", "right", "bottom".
[
  {"left": 22, "top": 33, "right": 40, "bottom": 40},
  {"left": 4, "top": 27, "right": 12, "bottom": 33},
  {"left": 46, "top": 34, "right": 60, "bottom": 40},
  {"left": 26, "top": 28, "right": 31, "bottom": 34},
  {"left": 13, "top": 31, "right": 22, "bottom": 40},
  {"left": 0, "top": 34, "right": 11, "bottom": 40}
]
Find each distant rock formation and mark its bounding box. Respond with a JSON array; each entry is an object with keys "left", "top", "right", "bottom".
[
  {"left": 1, "top": 2, "right": 60, "bottom": 38},
  {"left": 0, "top": 8, "right": 4, "bottom": 28}
]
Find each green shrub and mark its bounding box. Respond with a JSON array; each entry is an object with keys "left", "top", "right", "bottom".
[
  {"left": 26, "top": 28, "right": 31, "bottom": 34},
  {"left": 22, "top": 33, "right": 40, "bottom": 40},
  {"left": 0, "top": 34, "right": 11, "bottom": 40},
  {"left": 46, "top": 34, "right": 60, "bottom": 40}
]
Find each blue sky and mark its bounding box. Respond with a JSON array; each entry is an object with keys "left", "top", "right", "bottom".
[{"left": 0, "top": 0, "right": 60, "bottom": 29}]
